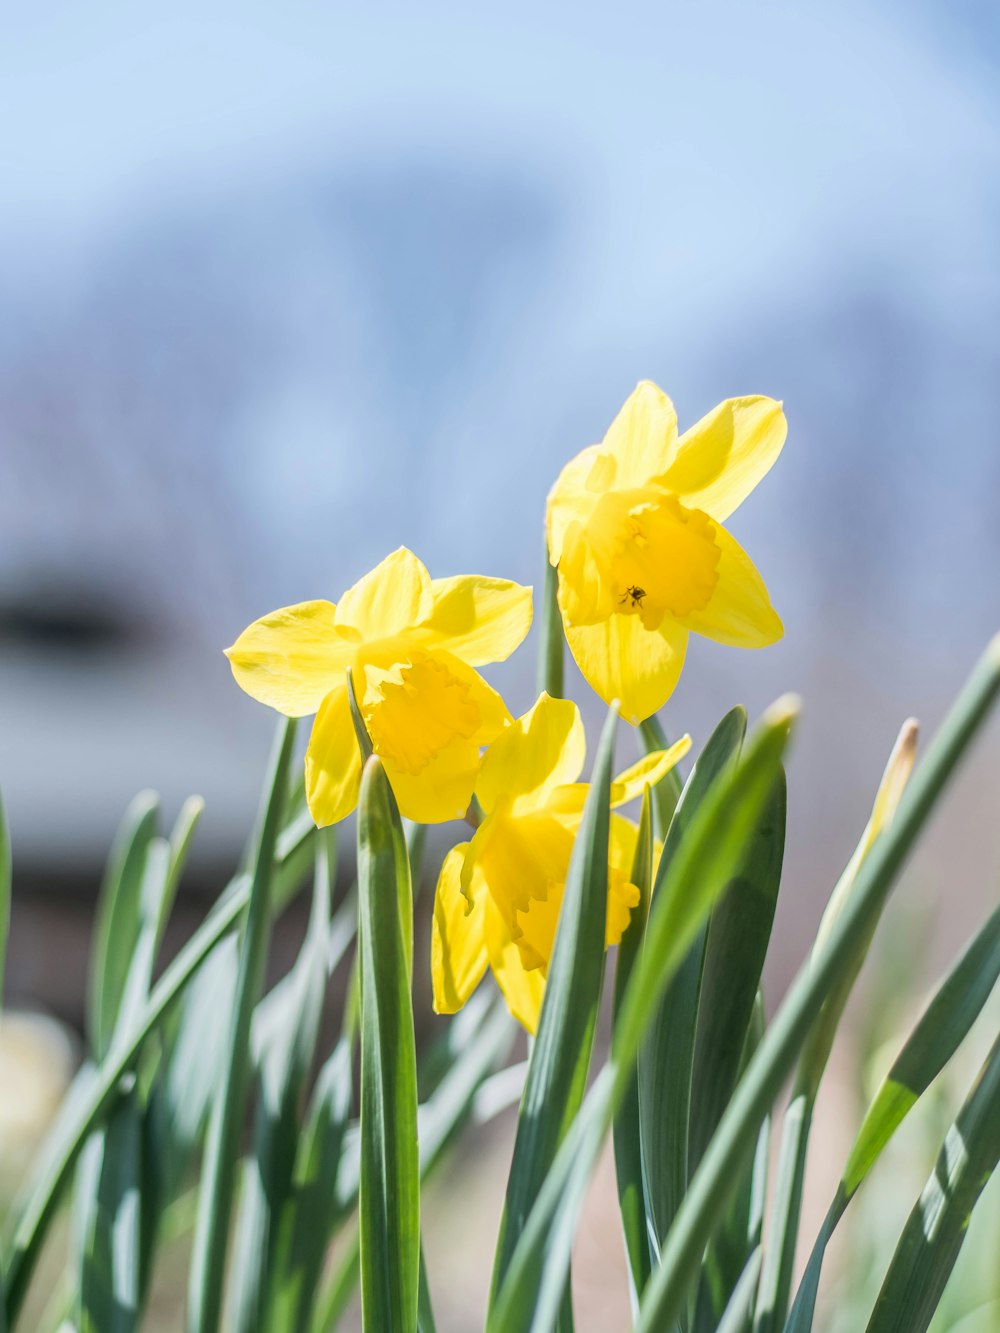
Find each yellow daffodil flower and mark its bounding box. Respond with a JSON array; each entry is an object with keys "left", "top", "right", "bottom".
[
  {"left": 547, "top": 381, "right": 787, "bottom": 724},
  {"left": 431, "top": 693, "right": 690, "bottom": 1032},
  {"left": 225, "top": 548, "right": 532, "bottom": 826}
]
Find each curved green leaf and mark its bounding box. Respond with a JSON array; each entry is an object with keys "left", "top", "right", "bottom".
[
  {"left": 786, "top": 901, "right": 1000, "bottom": 1333},
  {"left": 88, "top": 791, "right": 160, "bottom": 1058},
  {"left": 865, "top": 1034, "right": 1000, "bottom": 1333}
]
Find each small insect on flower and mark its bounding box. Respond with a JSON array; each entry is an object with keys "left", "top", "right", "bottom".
[
  {"left": 619, "top": 585, "right": 646, "bottom": 608},
  {"left": 431, "top": 692, "right": 690, "bottom": 1032},
  {"left": 547, "top": 380, "right": 787, "bottom": 724},
  {"left": 224, "top": 548, "right": 532, "bottom": 826}
]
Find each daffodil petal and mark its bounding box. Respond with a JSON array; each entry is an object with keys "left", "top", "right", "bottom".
[
  {"left": 485, "top": 896, "right": 545, "bottom": 1034},
  {"left": 663, "top": 396, "right": 786, "bottom": 521},
  {"left": 416, "top": 576, "right": 533, "bottom": 666},
  {"left": 564, "top": 613, "right": 689, "bottom": 726},
  {"left": 674, "top": 523, "right": 782, "bottom": 648},
  {"left": 610, "top": 737, "right": 692, "bottom": 807},
  {"left": 431, "top": 843, "right": 488, "bottom": 1014},
  {"left": 476, "top": 693, "right": 585, "bottom": 816},
  {"left": 546, "top": 443, "right": 616, "bottom": 565},
  {"left": 381, "top": 739, "right": 480, "bottom": 824},
  {"left": 224, "top": 601, "right": 355, "bottom": 717},
  {"left": 304, "top": 686, "right": 363, "bottom": 826},
  {"left": 335, "top": 547, "right": 433, "bottom": 640},
  {"left": 603, "top": 381, "right": 680, "bottom": 489},
  {"left": 607, "top": 815, "right": 642, "bottom": 947}
]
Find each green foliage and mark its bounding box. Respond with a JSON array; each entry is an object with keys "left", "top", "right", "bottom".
[{"left": 1, "top": 640, "right": 999, "bottom": 1333}]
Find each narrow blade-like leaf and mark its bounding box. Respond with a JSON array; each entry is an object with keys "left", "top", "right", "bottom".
[
  {"left": 612, "top": 787, "right": 654, "bottom": 1302},
  {"left": 490, "top": 705, "right": 618, "bottom": 1306},
  {"left": 229, "top": 830, "right": 334, "bottom": 1331},
  {"left": 4, "top": 875, "right": 254, "bottom": 1323},
  {"left": 357, "top": 754, "right": 420, "bottom": 1333},
  {"left": 187, "top": 717, "right": 296, "bottom": 1333},
  {"left": 865, "top": 1033, "right": 1000, "bottom": 1333},
  {"left": 639, "top": 707, "right": 746, "bottom": 1254},
  {"left": 786, "top": 901, "right": 1000, "bottom": 1333},
  {"left": 755, "top": 722, "right": 917, "bottom": 1333},
  {"left": 88, "top": 791, "right": 160, "bottom": 1058}
]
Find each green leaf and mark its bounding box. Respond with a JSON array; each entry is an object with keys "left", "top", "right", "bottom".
[
  {"left": 536, "top": 549, "right": 565, "bottom": 699},
  {"left": 490, "top": 705, "right": 618, "bottom": 1309},
  {"left": 318, "top": 994, "right": 514, "bottom": 1328},
  {"left": 865, "top": 1033, "right": 1000, "bottom": 1333},
  {"left": 75, "top": 821, "right": 181, "bottom": 1332},
  {"left": 0, "top": 788, "right": 11, "bottom": 1011},
  {"left": 694, "top": 997, "right": 770, "bottom": 1332},
  {"left": 160, "top": 796, "right": 205, "bottom": 937},
  {"left": 716, "top": 1249, "right": 763, "bottom": 1333},
  {"left": 357, "top": 754, "right": 420, "bottom": 1333},
  {"left": 635, "top": 637, "right": 1000, "bottom": 1333},
  {"left": 267, "top": 1037, "right": 354, "bottom": 1332},
  {"left": 487, "top": 699, "right": 797, "bottom": 1333},
  {"left": 755, "top": 722, "right": 918, "bottom": 1333},
  {"left": 691, "top": 773, "right": 785, "bottom": 1168},
  {"left": 786, "top": 901, "right": 1000, "bottom": 1333},
  {"left": 612, "top": 787, "right": 654, "bottom": 1302},
  {"left": 639, "top": 706, "right": 746, "bottom": 1255},
  {"left": 77, "top": 1091, "right": 143, "bottom": 1333},
  {"left": 229, "top": 829, "right": 334, "bottom": 1332},
  {"left": 4, "top": 869, "right": 255, "bottom": 1324},
  {"left": 87, "top": 791, "right": 160, "bottom": 1059},
  {"left": 187, "top": 717, "right": 297, "bottom": 1333},
  {"left": 638, "top": 715, "right": 686, "bottom": 837}
]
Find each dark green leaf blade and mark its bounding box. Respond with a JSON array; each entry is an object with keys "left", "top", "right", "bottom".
[
  {"left": 691, "top": 772, "right": 785, "bottom": 1168},
  {"left": 612, "top": 787, "right": 654, "bottom": 1302},
  {"left": 357, "top": 754, "right": 420, "bottom": 1333},
  {"left": 639, "top": 706, "right": 746, "bottom": 1255}
]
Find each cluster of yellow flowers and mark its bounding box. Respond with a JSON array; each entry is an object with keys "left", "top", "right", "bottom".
[{"left": 226, "top": 381, "right": 787, "bottom": 1030}]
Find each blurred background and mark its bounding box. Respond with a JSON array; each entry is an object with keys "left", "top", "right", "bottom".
[{"left": 1, "top": 2, "right": 999, "bottom": 1328}]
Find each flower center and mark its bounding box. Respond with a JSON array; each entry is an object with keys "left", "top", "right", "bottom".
[
  {"left": 558, "top": 489, "right": 721, "bottom": 630},
  {"left": 361, "top": 649, "right": 481, "bottom": 776},
  {"left": 609, "top": 494, "right": 721, "bottom": 628}
]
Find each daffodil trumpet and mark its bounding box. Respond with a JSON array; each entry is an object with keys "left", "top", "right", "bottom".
[{"left": 226, "top": 547, "right": 533, "bottom": 826}]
